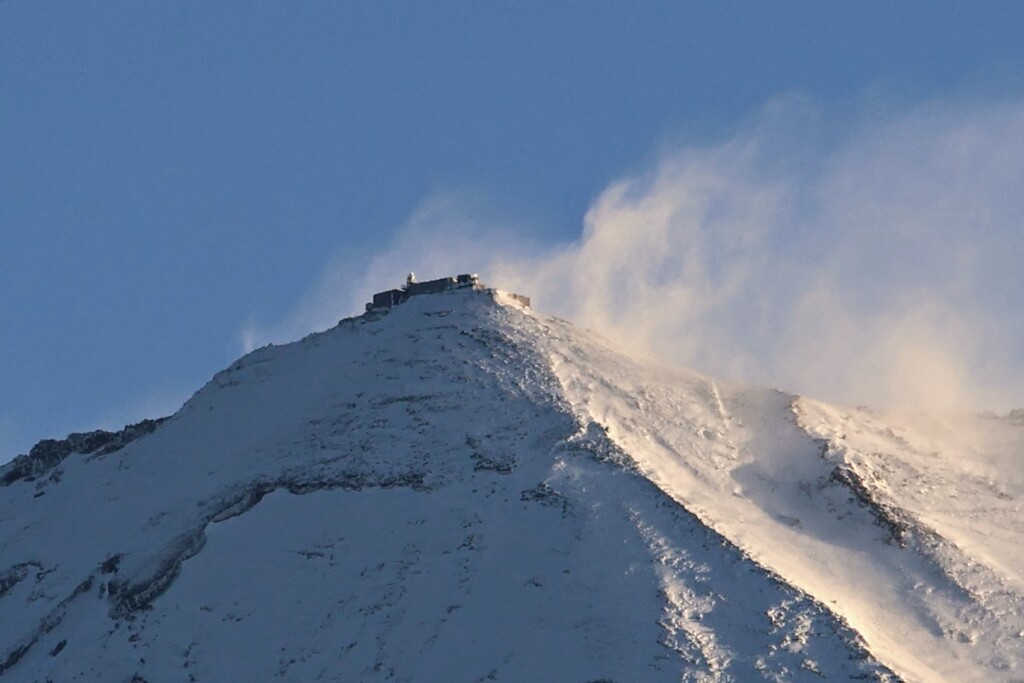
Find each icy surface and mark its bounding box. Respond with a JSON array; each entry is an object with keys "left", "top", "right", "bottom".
[{"left": 2, "top": 287, "right": 1019, "bottom": 681}]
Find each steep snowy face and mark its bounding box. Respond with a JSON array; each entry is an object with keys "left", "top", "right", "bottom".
[
  {"left": 516, "top": 308, "right": 1024, "bottom": 683},
  {"left": 792, "top": 402, "right": 1024, "bottom": 680},
  {"left": 0, "top": 288, "right": 887, "bottom": 682}
]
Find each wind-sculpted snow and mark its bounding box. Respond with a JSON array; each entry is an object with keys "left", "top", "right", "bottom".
[
  {"left": 522, "top": 309, "right": 1024, "bottom": 682},
  {"left": 794, "top": 401, "right": 1024, "bottom": 678},
  {"left": 3, "top": 286, "right": 1011, "bottom": 681}
]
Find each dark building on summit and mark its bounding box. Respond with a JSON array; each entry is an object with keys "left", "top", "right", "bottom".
[
  {"left": 366, "top": 273, "right": 482, "bottom": 311},
  {"left": 365, "top": 273, "right": 531, "bottom": 311}
]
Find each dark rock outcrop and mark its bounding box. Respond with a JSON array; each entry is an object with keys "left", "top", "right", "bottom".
[{"left": 0, "top": 418, "right": 167, "bottom": 487}]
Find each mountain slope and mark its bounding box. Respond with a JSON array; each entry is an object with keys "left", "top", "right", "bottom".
[
  {"left": 2, "top": 286, "right": 1019, "bottom": 682},
  {"left": 530, "top": 307, "right": 1024, "bottom": 682}
]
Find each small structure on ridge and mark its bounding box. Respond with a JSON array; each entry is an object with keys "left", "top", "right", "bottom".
[{"left": 365, "top": 273, "right": 530, "bottom": 311}]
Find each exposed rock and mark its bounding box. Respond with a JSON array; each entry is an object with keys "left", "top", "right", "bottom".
[
  {"left": 827, "top": 463, "right": 912, "bottom": 547},
  {"left": 0, "top": 418, "right": 167, "bottom": 487}
]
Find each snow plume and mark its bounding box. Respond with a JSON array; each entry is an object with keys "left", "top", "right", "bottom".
[{"left": 245, "top": 95, "right": 1024, "bottom": 414}]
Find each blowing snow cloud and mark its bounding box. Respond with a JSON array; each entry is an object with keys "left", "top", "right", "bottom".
[{"left": 245, "top": 95, "right": 1024, "bottom": 414}]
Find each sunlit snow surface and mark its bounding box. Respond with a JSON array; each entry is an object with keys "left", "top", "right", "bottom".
[{"left": 1, "top": 288, "right": 1020, "bottom": 681}]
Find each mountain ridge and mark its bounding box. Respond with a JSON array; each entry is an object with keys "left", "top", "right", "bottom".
[{"left": 2, "top": 285, "right": 1021, "bottom": 681}]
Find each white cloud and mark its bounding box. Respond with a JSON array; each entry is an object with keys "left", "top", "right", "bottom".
[{"left": 244, "top": 94, "right": 1024, "bottom": 414}]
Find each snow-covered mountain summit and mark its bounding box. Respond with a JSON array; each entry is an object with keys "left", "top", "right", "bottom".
[{"left": 2, "top": 282, "right": 1022, "bottom": 682}]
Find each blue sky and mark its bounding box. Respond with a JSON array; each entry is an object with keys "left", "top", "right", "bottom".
[{"left": 3, "top": 1, "right": 1024, "bottom": 461}]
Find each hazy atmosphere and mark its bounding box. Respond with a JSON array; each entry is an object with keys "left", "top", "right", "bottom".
[{"left": 3, "top": 1, "right": 1024, "bottom": 461}]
